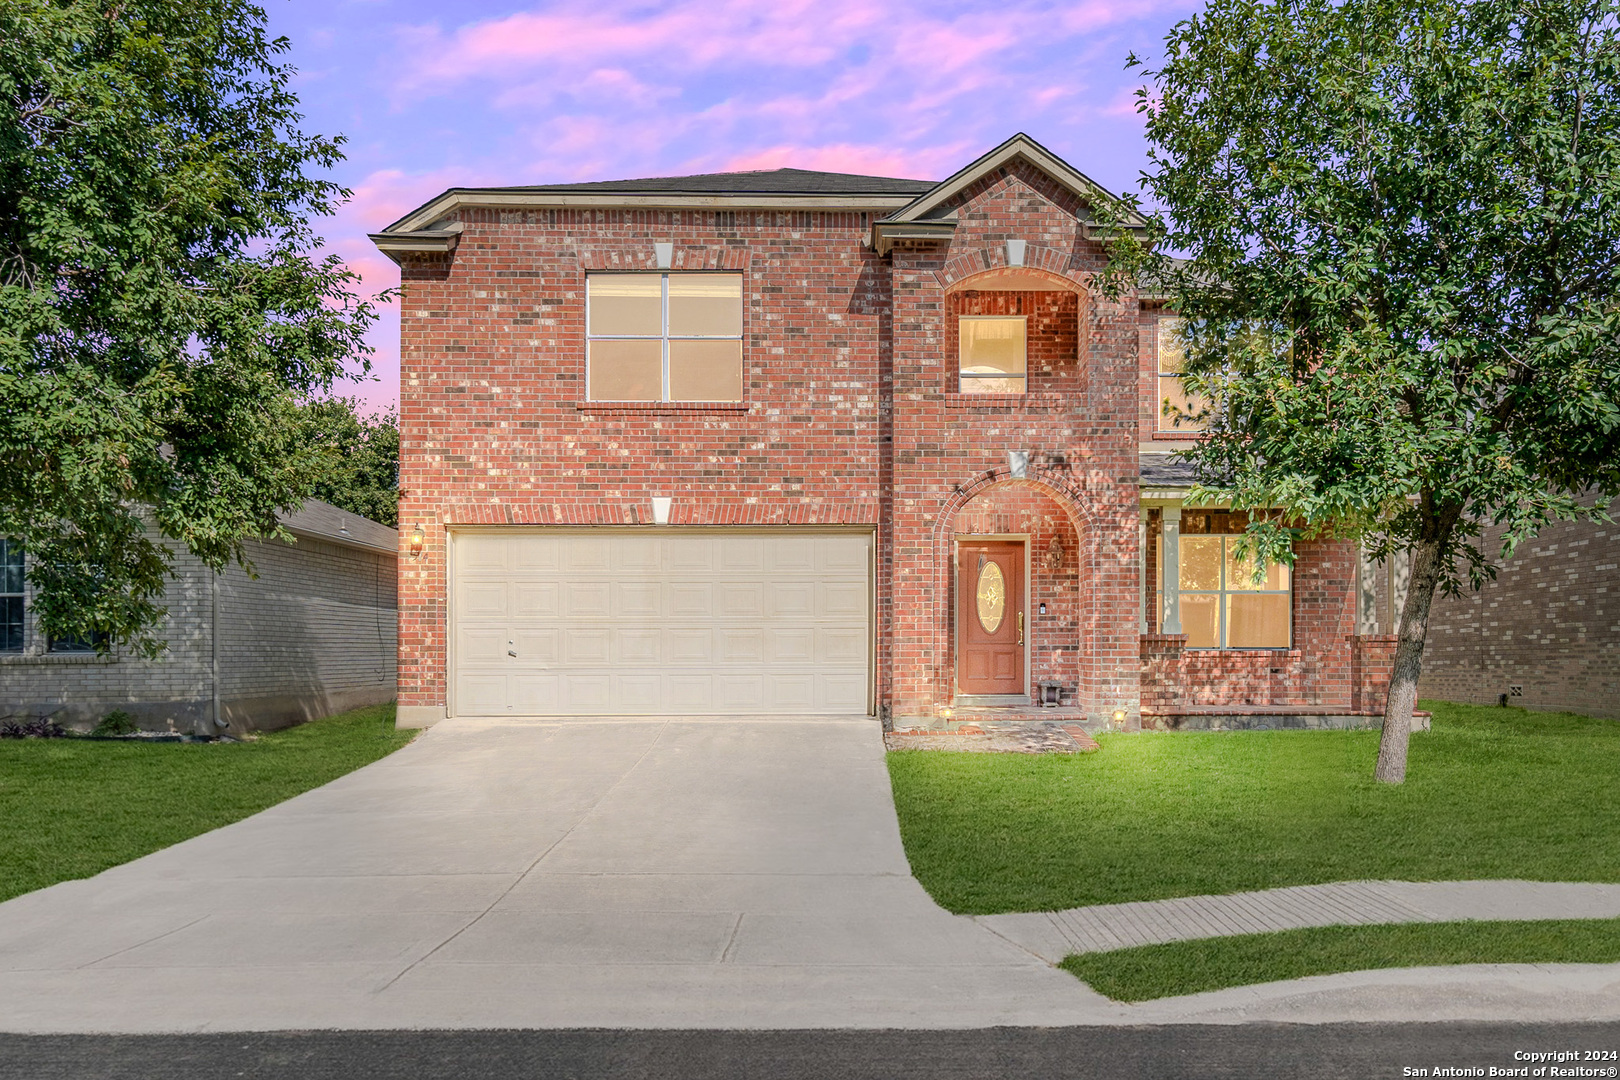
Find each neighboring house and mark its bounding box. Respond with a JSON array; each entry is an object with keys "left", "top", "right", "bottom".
[
  {"left": 0, "top": 500, "right": 398, "bottom": 733},
  {"left": 371, "top": 132, "right": 1398, "bottom": 729},
  {"left": 1364, "top": 503, "right": 1620, "bottom": 720}
]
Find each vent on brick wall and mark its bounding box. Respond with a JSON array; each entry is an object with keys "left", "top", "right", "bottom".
[{"left": 1510, "top": 685, "right": 1524, "bottom": 697}]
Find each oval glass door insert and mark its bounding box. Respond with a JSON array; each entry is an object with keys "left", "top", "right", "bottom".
[{"left": 976, "top": 560, "right": 1006, "bottom": 633}]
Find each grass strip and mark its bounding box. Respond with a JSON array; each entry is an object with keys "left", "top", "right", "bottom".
[
  {"left": 0, "top": 703, "right": 413, "bottom": 903},
  {"left": 1060, "top": 918, "right": 1620, "bottom": 1002},
  {"left": 887, "top": 701, "right": 1620, "bottom": 914}
]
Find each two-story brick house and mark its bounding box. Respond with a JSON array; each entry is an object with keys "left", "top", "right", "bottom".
[{"left": 372, "top": 133, "right": 1397, "bottom": 729}]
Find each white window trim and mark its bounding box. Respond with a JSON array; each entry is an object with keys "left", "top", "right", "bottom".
[
  {"left": 957, "top": 314, "right": 1028, "bottom": 393},
  {"left": 586, "top": 272, "right": 743, "bottom": 402},
  {"left": 1178, "top": 534, "right": 1293, "bottom": 650}
]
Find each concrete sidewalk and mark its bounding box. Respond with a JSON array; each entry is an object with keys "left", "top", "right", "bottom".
[
  {"left": 0, "top": 717, "right": 1105, "bottom": 1032},
  {"left": 979, "top": 880, "right": 1620, "bottom": 962}
]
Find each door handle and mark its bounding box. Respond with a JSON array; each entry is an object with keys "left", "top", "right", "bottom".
[
  {"left": 1017, "top": 611, "right": 1024, "bottom": 646},
  {"left": 507, "top": 649, "right": 517, "bottom": 658}
]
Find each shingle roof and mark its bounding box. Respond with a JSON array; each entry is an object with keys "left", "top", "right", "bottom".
[
  {"left": 467, "top": 168, "right": 936, "bottom": 198},
  {"left": 1140, "top": 453, "right": 1202, "bottom": 487}
]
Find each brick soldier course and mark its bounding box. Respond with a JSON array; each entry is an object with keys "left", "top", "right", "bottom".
[{"left": 373, "top": 133, "right": 1397, "bottom": 728}]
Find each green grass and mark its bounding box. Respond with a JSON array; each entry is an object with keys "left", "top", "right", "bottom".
[
  {"left": 0, "top": 703, "right": 413, "bottom": 903},
  {"left": 1061, "top": 918, "right": 1620, "bottom": 1002},
  {"left": 887, "top": 701, "right": 1620, "bottom": 915}
]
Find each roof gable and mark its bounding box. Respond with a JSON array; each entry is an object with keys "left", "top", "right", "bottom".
[{"left": 880, "top": 132, "right": 1144, "bottom": 228}]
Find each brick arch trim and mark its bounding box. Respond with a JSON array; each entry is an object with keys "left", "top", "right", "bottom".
[
  {"left": 938, "top": 245, "right": 1089, "bottom": 293},
  {"left": 928, "top": 465, "right": 1096, "bottom": 704}
]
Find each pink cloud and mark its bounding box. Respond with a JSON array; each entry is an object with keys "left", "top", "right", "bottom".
[{"left": 719, "top": 143, "right": 948, "bottom": 180}]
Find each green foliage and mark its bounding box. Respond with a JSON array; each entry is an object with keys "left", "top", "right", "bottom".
[
  {"left": 1062, "top": 918, "right": 1620, "bottom": 1002},
  {"left": 299, "top": 397, "right": 399, "bottom": 526},
  {"left": 0, "top": 703, "right": 412, "bottom": 903},
  {"left": 91, "top": 710, "right": 138, "bottom": 737},
  {"left": 886, "top": 702, "right": 1620, "bottom": 915},
  {"left": 0, "top": 0, "right": 382, "bottom": 655},
  {"left": 1101, "top": 0, "right": 1620, "bottom": 587}
]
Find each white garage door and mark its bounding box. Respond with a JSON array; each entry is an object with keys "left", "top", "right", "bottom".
[{"left": 451, "top": 530, "right": 872, "bottom": 716}]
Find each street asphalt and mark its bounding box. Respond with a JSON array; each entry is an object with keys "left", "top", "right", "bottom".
[{"left": 3, "top": 1023, "right": 1619, "bottom": 1080}]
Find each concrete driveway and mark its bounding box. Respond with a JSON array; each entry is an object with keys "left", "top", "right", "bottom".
[{"left": 0, "top": 717, "right": 1106, "bottom": 1032}]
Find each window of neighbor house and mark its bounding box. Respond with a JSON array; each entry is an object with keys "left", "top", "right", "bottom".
[
  {"left": 1157, "top": 316, "right": 1207, "bottom": 431},
  {"left": 587, "top": 273, "right": 743, "bottom": 402},
  {"left": 959, "top": 316, "right": 1027, "bottom": 393},
  {"left": 1, "top": 539, "right": 21, "bottom": 652},
  {"left": 1178, "top": 535, "right": 1291, "bottom": 648}
]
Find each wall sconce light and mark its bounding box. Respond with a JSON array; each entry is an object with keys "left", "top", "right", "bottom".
[
  {"left": 1006, "top": 451, "right": 1030, "bottom": 479},
  {"left": 650, "top": 496, "right": 673, "bottom": 525},
  {"left": 1112, "top": 709, "right": 1128, "bottom": 728},
  {"left": 407, "top": 523, "right": 426, "bottom": 559}
]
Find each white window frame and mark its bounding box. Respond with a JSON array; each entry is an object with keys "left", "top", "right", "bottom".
[
  {"left": 1179, "top": 534, "right": 1292, "bottom": 649},
  {"left": 957, "top": 315, "right": 1028, "bottom": 394},
  {"left": 586, "top": 272, "right": 743, "bottom": 402}
]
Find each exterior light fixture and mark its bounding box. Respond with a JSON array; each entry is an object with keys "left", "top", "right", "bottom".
[
  {"left": 1006, "top": 451, "right": 1030, "bottom": 479},
  {"left": 1112, "top": 709, "right": 1128, "bottom": 727},
  {"left": 650, "top": 497, "right": 673, "bottom": 525},
  {"left": 407, "top": 523, "right": 426, "bottom": 559}
]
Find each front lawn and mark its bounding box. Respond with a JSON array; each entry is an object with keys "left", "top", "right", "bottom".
[
  {"left": 0, "top": 703, "right": 413, "bottom": 904},
  {"left": 887, "top": 702, "right": 1620, "bottom": 915},
  {"left": 1061, "top": 918, "right": 1620, "bottom": 1002}
]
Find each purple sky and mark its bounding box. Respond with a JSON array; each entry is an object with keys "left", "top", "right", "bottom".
[{"left": 264, "top": 0, "right": 1195, "bottom": 410}]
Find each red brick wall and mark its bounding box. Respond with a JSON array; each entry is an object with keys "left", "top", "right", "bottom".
[{"left": 395, "top": 208, "right": 888, "bottom": 710}]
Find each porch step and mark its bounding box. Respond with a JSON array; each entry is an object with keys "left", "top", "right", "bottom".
[{"left": 885, "top": 719, "right": 1101, "bottom": 755}]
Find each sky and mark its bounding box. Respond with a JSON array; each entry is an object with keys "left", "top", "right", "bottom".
[{"left": 263, "top": 0, "right": 1198, "bottom": 411}]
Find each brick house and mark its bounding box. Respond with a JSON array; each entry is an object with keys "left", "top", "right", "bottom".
[
  {"left": 373, "top": 133, "right": 1397, "bottom": 730},
  {"left": 0, "top": 500, "right": 398, "bottom": 734}
]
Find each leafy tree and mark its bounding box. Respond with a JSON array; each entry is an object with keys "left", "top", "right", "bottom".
[
  {"left": 0, "top": 0, "right": 380, "bottom": 656},
  {"left": 300, "top": 397, "right": 399, "bottom": 527},
  {"left": 1103, "top": 0, "right": 1620, "bottom": 781}
]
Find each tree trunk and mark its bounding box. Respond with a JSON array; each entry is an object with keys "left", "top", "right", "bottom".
[{"left": 1373, "top": 536, "right": 1444, "bottom": 784}]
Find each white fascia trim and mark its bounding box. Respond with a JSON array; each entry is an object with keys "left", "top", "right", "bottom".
[{"left": 387, "top": 191, "right": 917, "bottom": 234}]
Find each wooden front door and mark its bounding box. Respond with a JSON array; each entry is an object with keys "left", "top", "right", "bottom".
[{"left": 957, "top": 540, "right": 1025, "bottom": 696}]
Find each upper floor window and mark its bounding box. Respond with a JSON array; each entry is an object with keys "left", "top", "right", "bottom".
[
  {"left": 1157, "top": 316, "right": 1207, "bottom": 431},
  {"left": 1, "top": 539, "right": 21, "bottom": 653},
  {"left": 587, "top": 273, "right": 743, "bottom": 402},
  {"left": 959, "top": 316, "right": 1027, "bottom": 394},
  {"left": 1179, "top": 535, "right": 1291, "bottom": 648}
]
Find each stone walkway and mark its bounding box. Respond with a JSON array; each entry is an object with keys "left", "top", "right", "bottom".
[
  {"left": 977, "top": 880, "right": 1620, "bottom": 962},
  {"left": 884, "top": 723, "right": 1101, "bottom": 754}
]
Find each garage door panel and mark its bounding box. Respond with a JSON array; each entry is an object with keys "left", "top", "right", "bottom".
[
  {"left": 820, "top": 582, "right": 867, "bottom": 617},
  {"left": 720, "top": 629, "right": 765, "bottom": 663},
  {"left": 614, "top": 581, "right": 661, "bottom": 618},
  {"left": 667, "top": 583, "right": 713, "bottom": 617},
  {"left": 459, "top": 583, "right": 508, "bottom": 618},
  {"left": 614, "top": 537, "right": 661, "bottom": 572},
  {"left": 514, "top": 629, "right": 559, "bottom": 664},
  {"left": 668, "top": 675, "right": 714, "bottom": 709},
  {"left": 513, "top": 536, "right": 561, "bottom": 571},
  {"left": 453, "top": 532, "right": 870, "bottom": 716},
  {"left": 616, "top": 628, "right": 661, "bottom": 665},
  {"left": 514, "top": 582, "right": 559, "bottom": 618},
  {"left": 665, "top": 628, "right": 714, "bottom": 664},
  {"left": 566, "top": 538, "right": 610, "bottom": 572},
  {"left": 457, "top": 674, "right": 509, "bottom": 713},
  {"left": 818, "top": 628, "right": 867, "bottom": 664},
  {"left": 768, "top": 583, "right": 814, "bottom": 617},
  {"left": 768, "top": 538, "right": 815, "bottom": 572},
  {"left": 719, "top": 582, "right": 764, "bottom": 617},
  {"left": 512, "top": 674, "right": 560, "bottom": 711}
]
